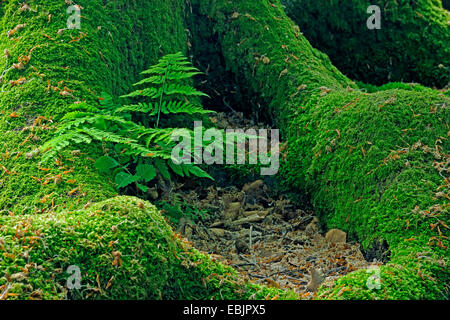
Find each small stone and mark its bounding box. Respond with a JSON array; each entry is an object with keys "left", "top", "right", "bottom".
[{"left": 325, "top": 229, "right": 347, "bottom": 243}]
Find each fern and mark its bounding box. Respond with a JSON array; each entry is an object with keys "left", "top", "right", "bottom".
[
  {"left": 42, "top": 53, "right": 214, "bottom": 191},
  {"left": 120, "top": 51, "right": 213, "bottom": 128}
]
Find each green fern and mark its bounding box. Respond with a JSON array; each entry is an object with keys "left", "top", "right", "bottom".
[
  {"left": 120, "top": 52, "right": 213, "bottom": 128},
  {"left": 42, "top": 53, "right": 214, "bottom": 191}
]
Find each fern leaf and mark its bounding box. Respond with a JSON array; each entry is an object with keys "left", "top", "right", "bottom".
[
  {"left": 114, "top": 102, "right": 154, "bottom": 114},
  {"left": 68, "top": 103, "right": 101, "bottom": 113},
  {"left": 77, "top": 127, "right": 137, "bottom": 145},
  {"left": 165, "top": 100, "right": 214, "bottom": 115},
  {"left": 164, "top": 84, "right": 209, "bottom": 97},
  {"left": 120, "top": 87, "right": 160, "bottom": 99}
]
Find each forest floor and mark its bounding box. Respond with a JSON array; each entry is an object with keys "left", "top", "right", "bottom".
[{"left": 155, "top": 111, "right": 381, "bottom": 299}]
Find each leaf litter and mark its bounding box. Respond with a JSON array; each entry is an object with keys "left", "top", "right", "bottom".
[{"left": 156, "top": 112, "right": 379, "bottom": 299}]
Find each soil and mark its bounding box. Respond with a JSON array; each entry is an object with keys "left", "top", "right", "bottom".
[{"left": 156, "top": 112, "right": 382, "bottom": 299}]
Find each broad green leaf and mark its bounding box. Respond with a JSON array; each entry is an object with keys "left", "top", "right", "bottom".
[
  {"left": 136, "top": 164, "right": 157, "bottom": 182},
  {"left": 115, "top": 172, "right": 139, "bottom": 188},
  {"left": 155, "top": 159, "right": 171, "bottom": 180},
  {"left": 95, "top": 156, "right": 119, "bottom": 171}
]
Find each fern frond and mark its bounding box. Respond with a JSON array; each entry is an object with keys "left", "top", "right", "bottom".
[
  {"left": 41, "top": 131, "right": 92, "bottom": 162},
  {"left": 61, "top": 111, "right": 96, "bottom": 121},
  {"left": 133, "top": 75, "right": 165, "bottom": 86},
  {"left": 57, "top": 114, "right": 136, "bottom": 134},
  {"left": 138, "top": 128, "right": 191, "bottom": 147},
  {"left": 114, "top": 102, "right": 155, "bottom": 115},
  {"left": 42, "top": 52, "right": 214, "bottom": 184},
  {"left": 68, "top": 103, "right": 101, "bottom": 113},
  {"left": 164, "top": 84, "right": 209, "bottom": 97},
  {"left": 98, "top": 92, "right": 119, "bottom": 110},
  {"left": 126, "top": 142, "right": 172, "bottom": 159},
  {"left": 57, "top": 116, "right": 96, "bottom": 132},
  {"left": 140, "top": 52, "right": 188, "bottom": 73},
  {"left": 161, "top": 100, "right": 213, "bottom": 115},
  {"left": 77, "top": 127, "right": 137, "bottom": 145},
  {"left": 120, "top": 87, "right": 160, "bottom": 99}
]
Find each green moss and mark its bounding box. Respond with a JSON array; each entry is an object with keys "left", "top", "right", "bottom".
[
  {"left": 0, "top": 0, "right": 189, "bottom": 213},
  {"left": 282, "top": 0, "right": 450, "bottom": 88},
  {"left": 293, "top": 89, "right": 449, "bottom": 299},
  {"left": 0, "top": 0, "right": 290, "bottom": 300},
  {"left": 1, "top": 0, "right": 448, "bottom": 300},
  {"left": 196, "top": 0, "right": 449, "bottom": 299},
  {"left": 0, "top": 196, "right": 293, "bottom": 299}
]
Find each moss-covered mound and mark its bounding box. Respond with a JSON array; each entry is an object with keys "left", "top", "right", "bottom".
[
  {"left": 0, "top": 196, "right": 292, "bottom": 299},
  {"left": 292, "top": 87, "right": 449, "bottom": 299},
  {"left": 193, "top": 0, "right": 449, "bottom": 299},
  {"left": 281, "top": 0, "right": 449, "bottom": 88}
]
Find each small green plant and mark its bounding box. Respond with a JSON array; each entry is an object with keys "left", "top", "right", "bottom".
[
  {"left": 42, "top": 52, "right": 214, "bottom": 192},
  {"left": 156, "top": 193, "right": 210, "bottom": 224}
]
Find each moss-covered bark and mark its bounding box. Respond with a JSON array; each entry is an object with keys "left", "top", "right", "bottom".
[
  {"left": 0, "top": 0, "right": 191, "bottom": 213},
  {"left": 281, "top": 0, "right": 449, "bottom": 88},
  {"left": 191, "top": 0, "right": 449, "bottom": 299},
  {"left": 0, "top": 0, "right": 287, "bottom": 300}
]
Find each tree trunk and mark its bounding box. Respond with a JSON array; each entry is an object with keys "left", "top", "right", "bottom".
[
  {"left": 0, "top": 0, "right": 282, "bottom": 300},
  {"left": 281, "top": 0, "right": 449, "bottom": 88},
  {"left": 191, "top": 0, "right": 449, "bottom": 299}
]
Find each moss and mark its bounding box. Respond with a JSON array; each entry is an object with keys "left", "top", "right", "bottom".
[
  {"left": 0, "top": 196, "right": 293, "bottom": 299},
  {"left": 281, "top": 0, "right": 450, "bottom": 88},
  {"left": 294, "top": 89, "right": 449, "bottom": 299},
  {"left": 0, "top": 0, "right": 192, "bottom": 214},
  {"left": 195, "top": 0, "right": 449, "bottom": 299},
  {"left": 0, "top": 0, "right": 289, "bottom": 300}
]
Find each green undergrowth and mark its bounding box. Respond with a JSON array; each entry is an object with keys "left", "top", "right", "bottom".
[
  {"left": 0, "top": 196, "right": 293, "bottom": 299},
  {"left": 282, "top": 0, "right": 450, "bottom": 88},
  {"left": 1, "top": 0, "right": 448, "bottom": 300},
  {"left": 194, "top": 0, "right": 449, "bottom": 299}
]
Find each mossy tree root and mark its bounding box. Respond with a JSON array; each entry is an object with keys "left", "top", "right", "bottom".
[
  {"left": 0, "top": 0, "right": 288, "bottom": 300},
  {"left": 192, "top": 0, "right": 449, "bottom": 299}
]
